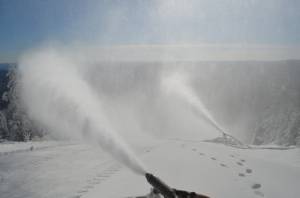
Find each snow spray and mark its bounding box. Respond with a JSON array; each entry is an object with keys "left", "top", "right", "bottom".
[
  {"left": 18, "top": 48, "right": 146, "bottom": 175},
  {"left": 161, "top": 71, "right": 226, "bottom": 135}
]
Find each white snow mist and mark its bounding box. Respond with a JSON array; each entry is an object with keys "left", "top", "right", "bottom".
[
  {"left": 161, "top": 71, "right": 226, "bottom": 135},
  {"left": 18, "top": 48, "right": 146, "bottom": 175}
]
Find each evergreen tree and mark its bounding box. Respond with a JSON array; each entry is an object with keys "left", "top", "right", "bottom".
[{"left": 3, "top": 64, "right": 44, "bottom": 141}]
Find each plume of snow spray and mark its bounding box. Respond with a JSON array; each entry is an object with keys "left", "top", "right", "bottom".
[
  {"left": 18, "top": 48, "right": 146, "bottom": 175},
  {"left": 161, "top": 71, "right": 226, "bottom": 135}
]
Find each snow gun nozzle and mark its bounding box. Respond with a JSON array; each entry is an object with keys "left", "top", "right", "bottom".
[
  {"left": 145, "top": 173, "right": 211, "bottom": 198},
  {"left": 145, "top": 173, "right": 176, "bottom": 198}
]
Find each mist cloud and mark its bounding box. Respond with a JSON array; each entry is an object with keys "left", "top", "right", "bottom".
[{"left": 18, "top": 47, "right": 146, "bottom": 175}]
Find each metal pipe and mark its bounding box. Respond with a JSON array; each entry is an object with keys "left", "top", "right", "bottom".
[{"left": 145, "top": 173, "right": 176, "bottom": 198}]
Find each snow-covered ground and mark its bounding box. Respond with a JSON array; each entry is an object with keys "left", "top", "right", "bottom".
[
  {"left": 0, "top": 141, "right": 73, "bottom": 156},
  {"left": 0, "top": 140, "right": 300, "bottom": 198}
]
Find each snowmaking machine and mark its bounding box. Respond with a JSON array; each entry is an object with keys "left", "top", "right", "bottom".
[{"left": 144, "top": 173, "right": 210, "bottom": 198}]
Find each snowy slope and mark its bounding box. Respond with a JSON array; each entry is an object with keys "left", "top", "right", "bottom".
[
  {"left": 0, "top": 141, "right": 72, "bottom": 156},
  {"left": 84, "top": 141, "right": 300, "bottom": 198},
  {"left": 0, "top": 140, "right": 300, "bottom": 198}
]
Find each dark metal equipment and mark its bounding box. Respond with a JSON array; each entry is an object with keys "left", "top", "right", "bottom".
[
  {"left": 145, "top": 173, "right": 210, "bottom": 198},
  {"left": 145, "top": 173, "right": 176, "bottom": 198}
]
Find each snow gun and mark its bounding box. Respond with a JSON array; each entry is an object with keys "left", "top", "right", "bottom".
[{"left": 145, "top": 173, "right": 210, "bottom": 198}]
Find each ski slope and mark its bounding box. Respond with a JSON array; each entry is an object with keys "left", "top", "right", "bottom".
[{"left": 0, "top": 140, "right": 300, "bottom": 198}]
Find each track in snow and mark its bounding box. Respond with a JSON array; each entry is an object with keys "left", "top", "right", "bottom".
[
  {"left": 187, "top": 144, "right": 264, "bottom": 197},
  {"left": 1, "top": 141, "right": 300, "bottom": 198}
]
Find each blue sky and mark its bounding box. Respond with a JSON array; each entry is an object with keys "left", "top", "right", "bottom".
[{"left": 0, "top": 0, "right": 299, "bottom": 62}]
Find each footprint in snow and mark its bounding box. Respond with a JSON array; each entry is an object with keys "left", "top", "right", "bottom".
[
  {"left": 92, "top": 180, "right": 101, "bottom": 185},
  {"left": 77, "top": 189, "right": 88, "bottom": 194},
  {"left": 211, "top": 157, "right": 216, "bottom": 160},
  {"left": 238, "top": 173, "right": 246, "bottom": 177},
  {"left": 240, "top": 159, "right": 246, "bottom": 163},
  {"left": 198, "top": 152, "right": 205, "bottom": 156},
  {"left": 252, "top": 183, "right": 262, "bottom": 189},
  {"left": 84, "top": 185, "right": 93, "bottom": 190},
  {"left": 246, "top": 168, "right": 252, "bottom": 174},
  {"left": 220, "top": 163, "right": 227, "bottom": 168},
  {"left": 237, "top": 162, "right": 243, "bottom": 166},
  {"left": 87, "top": 178, "right": 100, "bottom": 185},
  {"left": 97, "top": 172, "right": 112, "bottom": 177},
  {"left": 76, "top": 164, "right": 121, "bottom": 198}
]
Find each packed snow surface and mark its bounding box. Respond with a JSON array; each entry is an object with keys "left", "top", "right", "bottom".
[{"left": 0, "top": 140, "right": 300, "bottom": 198}]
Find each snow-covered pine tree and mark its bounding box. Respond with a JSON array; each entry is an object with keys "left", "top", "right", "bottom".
[
  {"left": 3, "top": 64, "right": 45, "bottom": 141},
  {"left": 0, "top": 110, "right": 8, "bottom": 140}
]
